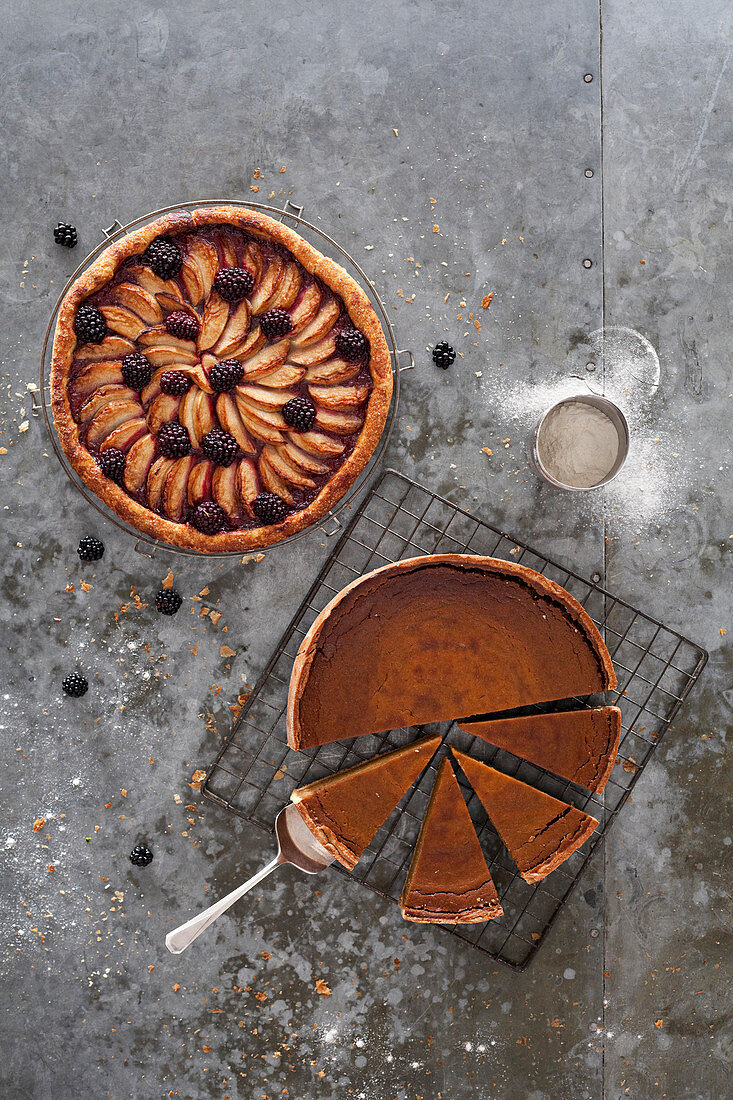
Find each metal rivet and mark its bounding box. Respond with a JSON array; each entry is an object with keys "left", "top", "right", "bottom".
[
  {"left": 590, "top": 928, "right": 600, "bottom": 938},
  {"left": 584, "top": 73, "right": 594, "bottom": 83},
  {"left": 586, "top": 361, "right": 596, "bottom": 372},
  {"left": 585, "top": 168, "right": 594, "bottom": 178},
  {"left": 582, "top": 258, "right": 593, "bottom": 269},
  {"left": 592, "top": 572, "right": 601, "bottom": 583}
]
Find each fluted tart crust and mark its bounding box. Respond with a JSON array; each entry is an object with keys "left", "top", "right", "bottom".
[{"left": 50, "top": 206, "right": 392, "bottom": 551}]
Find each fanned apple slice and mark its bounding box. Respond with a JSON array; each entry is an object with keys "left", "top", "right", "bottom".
[
  {"left": 144, "top": 346, "right": 199, "bottom": 367},
  {"left": 99, "top": 306, "right": 147, "bottom": 340},
  {"left": 137, "top": 327, "right": 196, "bottom": 353},
  {"left": 100, "top": 418, "right": 148, "bottom": 453},
  {"left": 236, "top": 385, "right": 298, "bottom": 410},
  {"left": 146, "top": 393, "right": 181, "bottom": 434},
  {"left": 216, "top": 393, "right": 256, "bottom": 453},
  {"left": 178, "top": 389, "right": 199, "bottom": 448},
  {"left": 282, "top": 441, "right": 330, "bottom": 474},
  {"left": 220, "top": 235, "right": 238, "bottom": 267},
  {"left": 289, "top": 282, "right": 321, "bottom": 332},
  {"left": 252, "top": 363, "right": 306, "bottom": 389},
  {"left": 241, "top": 339, "right": 290, "bottom": 379},
  {"left": 237, "top": 404, "right": 285, "bottom": 445},
  {"left": 123, "top": 433, "right": 156, "bottom": 493},
  {"left": 242, "top": 241, "right": 263, "bottom": 285},
  {"left": 305, "top": 358, "right": 362, "bottom": 384},
  {"left": 212, "top": 299, "right": 251, "bottom": 356},
  {"left": 163, "top": 455, "right": 197, "bottom": 521},
  {"left": 197, "top": 293, "right": 229, "bottom": 351},
  {"left": 70, "top": 362, "right": 124, "bottom": 401},
  {"left": 155, "top": 292, "right": 198, "bottom": 317},
  {"left": 186, "top": 238, "right": 219, "bottom": 299},
  {"left": 180, "top": 362, "right": 214, "bottom": 394},
  {"left": 290, "top": 297, "right": 339, "bottom": 346},
  {"left": 75, "top": 336, "right": 136, "bottom": 362},
  {"left": 141, "top": 368, "right": 165, "bottom": 406},
  {"left": 315, "top": 407, "right": 364, "bottom": 434},
  {"left": 288, "top": 332, "right": 338, "bottom": 366},
  {"left": 86, "top": 401, "right": 143, "bottom": 447},
  {"left": 236, "top": 457, "right": 260, "bottom": 516},
  {"left": 79, "top": 385, "right": 137, "bottom": 423},
  {"left": 223, "top": 326, "right": 265, "bottom": 361},
  {"left": 267, "top": 261, "right": 302, "bottom": 311},
  {"left": 179, "top": 259, "right": 204, "bottom": 305},
  {"left": 249, "top": 252, "right": 284, "bottom": 313},
  {"left": 266, "top": 445, "right": 316, "bottom": 489},
  {"left": 128, "top": 266, "right": 182, "bottom": 299},
  {"left": 187, "top": 459, "right": 214, "bottom": 505},
  {"left": 308, "top": 383, "right": 370, "bottom": 410},
  {"left": 146, "top": 456, "right": 177, "bottom": 512},
  {"left": 259, "top": 451, "right": 295, "bottom": 504},
  {"left": 111, "top": 283, "right": 163, "bottom": 325},
  {"left": 236, "top": 398, "right": 287, "bottom": 430},
  {"left": 193, "top": 390, "right": 216, "bottom": 441},
  {"left": 212, "top": 464, "right": 244, "bottom": 524},
  {"left": 291, "top": 431, "right": 345, "bottom": 457}
]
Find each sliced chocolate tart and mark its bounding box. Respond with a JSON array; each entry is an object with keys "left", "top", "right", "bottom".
[
  {"left": 399, "top": 757, "right": 503, "bottom": 924},
  {"left": 451, "top": 749, "right": 599, "bottom": 883},
  {"left": 290, "top": 734, "right": 441, "bottom": 870},
  {"left": 50, "top": 206, "right": 392, "bottom": 552},
  {"left": 458, "top": 707, "right": 621, "bottom": 793},
  {"left": 287, "top": 554, "right": 616, "bottom": 750}
]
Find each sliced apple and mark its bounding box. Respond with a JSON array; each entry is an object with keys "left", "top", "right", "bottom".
[
  {"left": 99, "top": 306, "right": 147, "bottom": 340},
  {"left": 186, "top": 238, "right": 219, "bottom": 300},
  {"left": 236, "top": 385, "right": 297, "bottom": 410},
  {"left": 178, "top": 388, "right": 199, "bottom": 448},
  {"left": 146, "top": 456, "right": 177, "bottom": 512},
  {"left": 141, "top": 368, "right": 164, "bottom": 406},
  {"left": 267, "top": 261, "right": 301, "bottom": 311},
  {"left": 249, "top": 252, "right": 284, "bottom": 314},
  {"left": 223, "top": 326, "right": 265, "bottom": 361},
  {"left": 187, "top": 459, "right": 214, "bottom": 505},
  {"left": 128, "top": 266, "right": 182, "bottom": 299},
  {"left": 290, "top": 296, "right": 339, "bottom": 347},
  {"left": 163, "top": 455, "right": 197, "bottom": 521},
  {"left": 216, "top": 394, "right": 256, "bottom": 453},
  {"left": 144, "top": 345, "right": 198, "bottom": 367},
  {"left": 75, "top": 336, "right": 136, "bottom": 362},
  {"left": 290, "top": 430, "right": 345, "bottom": 457},
  {"left": 265, "top": 445, "right": 316, "bottom": 489},
  {"left": 79, "top": 385, "right": 137, "bottom": 423},
  {"left": 146, "top": 393, "right": 181, "bottom": 434},
  {"left": 155, "top": 292, "right": 198, "bottom": 316},
  {"left": 288, "top": 332, "right": 338, "bottom": 366},
  {"left": 220, "top": 236, "right": 238, "bottom": 267},
  {"left": 251, "top": 363, "right": 306, "bottom": 389},
  {"left": 315, "top": 407, "right": 364, "bottom": 434},
  {"left": 259, "top": 451, "right": 294, "bottom": 504},
  {"left": 86, "top": 401, "right": 142, "bottom": 447},
  {"left": 212, "top": 463, "right": 244, "bottom": 524},
  {"left": 236, "top": 457, "right": 260, "bottom": 516},
  {"left": 242, "top": 240, "right": 263, "bottom": 285},
  {"left": 111, "top": 283, "right": 162, "bottom": 325},
  {"left": 137, "top": 327, "right": 196, "bottom": 352},
  {"left": 281, "top": 440, "right": 330, "bottom": 474},
  {"left": 70, "top": 361, "right": 124, "bottom": 401},
  {"left": 123, "top": 433, "right": 156, "bottom": 494},
  {"left": 236, "top": 398, "right": 286, "bottom": 431},
  {"left": 305, "top": 357, "right": 362, "bottom": 384},
  {"left": 237, "top": 405, "right": 284, "bottom": 445},
  {"left": 308, "top": 383, "right": 369, "bottom": 410},
  {"left": 241, "top": 339, "right": 290, "bottom": 379},
  {"left": 193, "top": 390, "right": 216, "bottom": 441},
  {"left": 179, "top": 259, "right": 204, "bottom": 305},
  {"left": 197, "top": 293, "right": 229, "bottom": 351},
  {"left": 180, "top": 362, "right": 214, "bottom": 394},
  {"left": 212, "top": 299, "right": 250, "bottom": 356},
  {"left": 100, "top": 417, "right": 148, "bottom": 453},
  {"left": 289, "top": 281, "right": 321, "bottom": 332}
]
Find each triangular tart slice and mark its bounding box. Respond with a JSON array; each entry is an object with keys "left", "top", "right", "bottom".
[
  {"left": 399, "top": 757, "right": 503, "bottom": 924},
  {"left": 458, "top": 707, "right": 621, "bottom": 793},
  {"left": 290, "top": 735, "right": 441, "bottom": 870},
  {"left": 451, "top": 749, "right": 599, "bottom": 883}
]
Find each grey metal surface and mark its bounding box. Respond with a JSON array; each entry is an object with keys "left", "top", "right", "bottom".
[{"left": 0, "top": 1, "right": 729, "bottom": 1098}]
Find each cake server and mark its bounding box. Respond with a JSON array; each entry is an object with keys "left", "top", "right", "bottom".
[{"left": 165, "top": 803, "right": 334, "bottom": 954}]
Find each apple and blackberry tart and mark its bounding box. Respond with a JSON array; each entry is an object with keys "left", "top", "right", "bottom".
[{"left": 51, "top": 206, "right": 392, "bottom": 550}]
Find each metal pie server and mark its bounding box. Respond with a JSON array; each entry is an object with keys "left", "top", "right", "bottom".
[{"left": 165, "top": 803, "right": 334, "bottom": 954}]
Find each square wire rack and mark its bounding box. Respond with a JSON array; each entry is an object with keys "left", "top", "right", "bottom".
[{"left": 203, "top": 470, "right": 708, "bottom": 970}]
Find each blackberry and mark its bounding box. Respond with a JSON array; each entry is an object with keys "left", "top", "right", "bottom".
[
  {"left": 121, "top": 353, "right": 153, "bottom": 390},
  {"left": 336, "top": 328, "right": 368, "bottom": 361},
  {"left": 62, "top": 673, "right": 88, "bottom": 697},
  {"left": 54, "top": 222, "right": 77, "bottom": 248},
  {"left": 213, "top": 266, "right": 255, "bottom": 302},
  {"left": 191, "top": 501, "right": 227, "bottom": 535},
  {"left": 209, "top": 359, "right": 244, "bottom": 393},
  {"left": 282, "top": 396, "right": 316, "bottom": 432},
  {"left": 74, "top": 304, "right": 107, "bottom": 345},
  {"left": 144, "top": 236, "right": 182, "bottom": 280},
  {"left": 155, "top": 588, "right": 183, "bottom": 615},
  {"left": 201, "top": 428, "right": 238, "bottom": 467},
  {"left": 432, "top": 341, "right": 456, "bottom": 370},
  {"left": 260, "top": 308, "right": 293, "bottom": 341},
  {"left": 98, "top": 447, "right": 126, "bottom": 483},
  {"left": 160, "top": 370, "right": 192, "bottom": 396},
  {"left": 129, "top": 844, "right": 154, "bottom": 867},
  {"left": 157, "top": 420, "right": 191, "bottom": 458},
  {"left": 253, "top": 492, "right": 289, "bottom": 525},
  {"left": 77, "top": 535, "right": 105, "bottom": 562},
  {"left": 165, "top": 310, "right": 199, "bottom": 342}
]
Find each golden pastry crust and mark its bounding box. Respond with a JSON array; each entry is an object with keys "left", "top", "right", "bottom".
[{"left": 50, "top": 206, "right": 392, "bottom": 552}]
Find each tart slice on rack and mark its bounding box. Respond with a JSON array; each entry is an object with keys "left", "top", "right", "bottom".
[
  {"left": 458, "top": 707, "right": 621, "bottom": 793},
  {"left": 399, "top": 756, "right": 503, "bottom": 924},
  {"left": 290, "top": 735, "right": 441, "bottom": 870},
  {"left": 451, "top": 749, "right": 599, "bottom": 883}
]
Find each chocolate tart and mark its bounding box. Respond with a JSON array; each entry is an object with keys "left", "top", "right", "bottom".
[
  {"left": 287, "top": 554, "right": 617, "bottom": 750},
  {"left": 50, "top": 206, "right": 392, "bottom": 551},
  {"left": 451, "top": 749, "right": 599, "bottom": 883},
  {"left": 290, "top": 735, "right": 441, "bottom": 870},
  {"left": 399, "top": 757, "right": 503, "bottom": 924},
  {"left": 458, "top": 707, "right": 621, "bottom": 793}
]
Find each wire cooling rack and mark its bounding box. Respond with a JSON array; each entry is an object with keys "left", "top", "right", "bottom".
[{"left": 203, "top": 470, "right": 708, "bottom": 969}]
